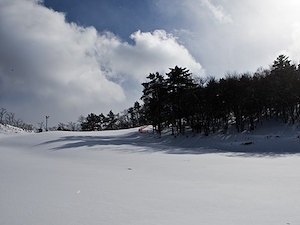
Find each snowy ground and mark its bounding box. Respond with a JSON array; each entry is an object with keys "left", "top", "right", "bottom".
[
  {"left": 1, "top": 124, "right": 300, "bottom": 225},
  {"left": 0, "top": 123, "right": 28, "bottom": 135}
]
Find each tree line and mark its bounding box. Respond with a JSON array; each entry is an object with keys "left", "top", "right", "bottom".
[
  {"left": 0, "top": 107, "right": 33, "bottom": 131},
  {"left": 3, "top": 55, "right": 298, "bottom": 134},
  {"left": 141, "top": 55, "right": 300, "bottom": 135},
  {"left": 74, "top": 54, "right": 300, "bottom": 135},
  {"left": 74, "top": 102, "right": 146, "bottom": 131}
]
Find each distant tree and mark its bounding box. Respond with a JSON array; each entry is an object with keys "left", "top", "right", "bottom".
[
  {"left": 67, "top": 121, "right": 76, "bottom": 131},
  {"left": 14, "top": 119, "right": 23, "bottom": 128},
  {"left": 77, "top": 115, "right": 85, "bottom": 126},
  {"left": 37, "top": 121, "right": 44, "bottom": 132},
  {"left": 81, "top": 113, "right": 101, "bottom": 131},
  {"left": 5, "top": 112, "right": 15, "bottom": 125},
  {"left": 118, "top": 110, "right": 131, "bottom": 129},
  {"left": 76, "top": 115, "right": 86, "bottom": 131},
  {"left": 0, "top": 108, "right": 33, "bottom": 131},
  {"left": 106, "top": 110, "right": 117, "bottom": 130},
  {"left": 57, "top": 122, "right": 66, "bottom": 131},
  {"left": 0, "top": 108, "right": 7, "bottom": 124},
  {"left": 128, "top": 107, "right": 135, "bottom": 127},
  {"left": 99, "top": 113, "right": 107, "bottom": 128},
  {"left": 21, "top": 123, "right": 33, "bottom": 131},
  {"left": 133, "top": 101, "right": 141, "bottom": 125}
]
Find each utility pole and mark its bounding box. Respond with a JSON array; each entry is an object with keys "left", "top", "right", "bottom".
[{"left": 45, "top": 115, "right": 50, "bottom": 131}]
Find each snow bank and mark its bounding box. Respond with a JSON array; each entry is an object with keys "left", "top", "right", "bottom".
[{"left": 0, "top": 123, "right": 28, "bottom": 136}]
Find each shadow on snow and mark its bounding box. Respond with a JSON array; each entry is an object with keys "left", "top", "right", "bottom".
[{"left": 36, "top": 129, "right": 300, "bottom": 158}]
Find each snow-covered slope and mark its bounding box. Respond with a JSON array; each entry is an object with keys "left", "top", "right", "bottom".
[
  {"left": 0, "top": 123, "right": 28, "bottom": 136},
  {"left": 1, "top": 126, "right": 300, "bottom": 225}
]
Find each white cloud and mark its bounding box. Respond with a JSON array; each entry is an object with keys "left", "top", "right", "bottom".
[
  {"left": 286, "top": 23, "right": 300, "bottom": 64},
  {"left": 201, "top": 0, "right": 232, "bottom": 24},
  {"left": 0, "top": 0, "right": 125, "bottom": 124},
  {"left": 0, "top": 0, "right": 203, "bottom": 125},
  {"left": 96, "top": 30, "right": 204, "bottom": 82},
  {"left": 156, "top": 0, "right": 300, "bottom": 76}
]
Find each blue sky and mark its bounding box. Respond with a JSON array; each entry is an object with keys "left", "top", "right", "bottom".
[
  {"left": 31, "top": 0, "right": 300, "bottom": 76},
  {"left": 1, "top": 0, "right": 300, "bottom": 126},
  {"left": 44, "top": 0, "right": 167, "bottom": 41}
]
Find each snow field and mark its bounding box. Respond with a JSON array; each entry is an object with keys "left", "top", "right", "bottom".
[{"left": 1, "top": 128, "right": 300, "bottom": 225}]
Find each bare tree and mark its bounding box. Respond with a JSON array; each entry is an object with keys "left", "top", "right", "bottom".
[
  {"left": 5, "top": 112, "right": 15, "bottom": 125},
  {"left": 37, "top": 121, "right": 44, "bottom": 132},
  {"left": 67, "top": 121, "right": 76, "bottom": 131},
  {"left": 57, "top": 122, "right": 66, "bottom": 131},
  {"left": 21, "top": 123, "right": 33, "bottom": 131},
  {"left": 0, "top": 108, "right": 7, "bottom": 124},
  {"left": 77, "top": 115, "right": 86, "bottom": 124},
  {"left": 0, "top": 108, "right": 33, "bottom": 131},
  {"left": 14, "top": 119, "right": 23, "bottom": 127}
]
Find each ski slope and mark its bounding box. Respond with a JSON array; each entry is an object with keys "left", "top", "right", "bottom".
[{"left": 1, "top": 126, "right": 300, "bottom": 225}]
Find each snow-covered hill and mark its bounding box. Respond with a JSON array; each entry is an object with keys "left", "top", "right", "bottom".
[
  {"left": 154, "top": 120, "right": 300, "bottom": 155},
  {"left": 0, "top": 123, "right": 28, "bottom": 136},
  {"left": 1, "top": 125, "right": 300, "bottom": 225}
]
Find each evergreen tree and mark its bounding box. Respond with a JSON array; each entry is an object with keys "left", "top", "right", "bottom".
[
  {"left": 81, "top": 113, "right": 101, "bottom": 131},
  {"left": 106, "top": 110, "right": 117, "bottom": 130},
  {"left": 269, "top": 55, "right": 298, "bottom": 123},
  {"left": 166, "top": 66, "right": 195, "bottom": 135},
  {"left": 141, "top": 72, "right": 167, "bottom": 135}
]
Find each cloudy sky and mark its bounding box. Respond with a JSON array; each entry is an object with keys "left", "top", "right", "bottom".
[{"left": 1, "top": 0, "right": 300, "bottom": 126}]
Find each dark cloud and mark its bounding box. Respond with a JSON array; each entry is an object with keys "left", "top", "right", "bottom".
[{"left": 0, "top": 0, "right": 203, "bottom": 126}]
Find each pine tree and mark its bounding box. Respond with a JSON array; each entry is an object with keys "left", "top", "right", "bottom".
[
  {"left": 166, "top": 66, "right": 195, "bottom": 135},
  {"left": 81, "top": 113, "right": 101, "bottom": 131},
  {"left": 141, "top": 72, "right": 166, "bottom": 135}
]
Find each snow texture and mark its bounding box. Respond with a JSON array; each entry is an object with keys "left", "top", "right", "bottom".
[
  {"left": 1, "top": 124, "right": 300, "bottom": 225},
  {"left": 0, "top": 123, "right": 28, "bottom": 136}
]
